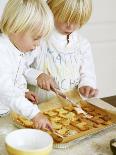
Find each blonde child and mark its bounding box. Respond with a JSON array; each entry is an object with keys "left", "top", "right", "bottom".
[
  {"left": 0, "top": 0, "right": 54, "bottom": 130},
  {"left": 25, "top": 0, "right": 98, "bottom": 101}
]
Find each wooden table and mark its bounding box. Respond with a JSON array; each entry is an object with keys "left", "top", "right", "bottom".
[{"left": 102, "top": 96, "right": 116, "bottom": 107}]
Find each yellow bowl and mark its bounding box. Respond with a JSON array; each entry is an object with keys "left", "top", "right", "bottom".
[{"left": 5, "top": 129, "right": 53, "bottom": 155}]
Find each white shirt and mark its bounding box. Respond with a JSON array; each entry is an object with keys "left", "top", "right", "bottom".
[
  {"left": 0, "top": 34, "right": 39, "bottom": 119},
  {"left": 25, "top": 30, "right": 96, "bottom": 101}
]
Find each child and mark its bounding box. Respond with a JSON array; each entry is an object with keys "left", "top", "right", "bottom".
[
  {"left": 25, "top": 0, "right": 98, "bottom": 102},
  {"left": 0, "top": 0, "right": 54, "bottom": 130}
]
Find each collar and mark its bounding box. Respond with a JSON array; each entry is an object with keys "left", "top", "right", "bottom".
[
  {"left": 46, "top": 29, "right": 77, "bottom": 52},
  {"left": 50, "top": 28, "right": 77, "bottom": 43}
]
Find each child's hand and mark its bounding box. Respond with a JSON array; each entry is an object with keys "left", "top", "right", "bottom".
[
  {"left": 25, "top": 91, "right": 39, "bottom": 104},
  {"left": 79, "top": 86, "right": 98, "bottom": 98},
  {"left": 31, "top": 112, "right": 53, "bottom": 130},
  {"left": 37, "top": 73, "right": 58, "bottom": 91}
]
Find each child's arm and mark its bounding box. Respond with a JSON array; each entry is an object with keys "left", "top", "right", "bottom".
[
  {"left": 24, "top": 47, "right": 58, "bottom": 91},
  {"left": 78, "top": 38, "right": 98, "bottom": 98},
  {"left": 0, "top": 51, "right": 52, "bottom": 130},
  {"left": 0, "top": 49, "right": 39, "bottom": 119}
]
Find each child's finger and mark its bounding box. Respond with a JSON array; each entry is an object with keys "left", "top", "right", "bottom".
[
  {"left": 41, "top": 80, "right": 51, "bottom": 91},
  {"left": 39, "top": 82, "right": 43, "bottom": 89},
  {"left": 84, "top": 87, "right": 91, "bottom": 97},
  {"left": 46, "top": 122, "right": 53, "bottom": 131},
  {"left": 50, "top": 81, "right": 58, "bottom": 92},
  {"left": 29, "top": 95, "right": 36, "bottom": 102},
  {"left": 41, "top": 121, "right": 49, "bottom": 130},
  {"left": 46, "top": 82, "right": 51, "bottom": 91},
  {"left": 31, "top": 93, "right": 39, "bottom": 104},
  {"left": 37, "top": 121, "right": 43, "bottom": 129},
  {"left": 89, "top": 89, "right": 96, "bottom": 98},
  {"left": 41, "top": 123, "right": 46, "bottom": 130},
  {"left": 42, "top": 81, "right": 46, "bottom": 89},
  {"left": 34, "top": 95, "right": 39, "bottom": 104},
  {"left": 79, "top": 87, "right": 84, "bottom": 95},
  {"left": 32, "top": 92, "right": 39, "bottom": 102},
  {"left": 89, "top": 89, "right": 99, "bottom": 98},
  {"left": 34, "top": 122, "right": 39, "bottom": 129}
]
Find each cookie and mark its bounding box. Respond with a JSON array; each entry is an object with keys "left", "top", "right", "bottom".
[
  {"left": 76, "top": 122, "right": 89, "bottom": 131},
  {"left": 57, "top": 127, "right": 69, "bottom": 135},
  {"left": 52, "top": 122, "right": 62, "bottom": 130},
  {"left": 44, "top": 111, "right": 57, "bottom": 117}
]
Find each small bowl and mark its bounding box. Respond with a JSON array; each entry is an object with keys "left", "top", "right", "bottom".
[
  {"left": 110, "top": 138, "right": 116, "bottom": 155},
  {"left": 5, "top": 129, "right": 53, "bottom": 155}
]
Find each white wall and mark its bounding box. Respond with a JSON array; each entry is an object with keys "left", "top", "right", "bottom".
[{"left": 80, "top": 0, "right": 116, "bottom": 97}]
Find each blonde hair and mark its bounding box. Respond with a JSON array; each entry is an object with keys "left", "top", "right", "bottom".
[
  {"left": 48, "top": 0, "right": 92, "bottom": 27},
  {"left": 0, "top": 0, "right": 54, "bottom": 37}
]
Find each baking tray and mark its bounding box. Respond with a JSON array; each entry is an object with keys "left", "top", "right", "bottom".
[
  {"left": 11, "top": 89, "right": 116, "bottom": 149},
  {"left": 12, "top": 115, "right": 116, "bottom": 149}
]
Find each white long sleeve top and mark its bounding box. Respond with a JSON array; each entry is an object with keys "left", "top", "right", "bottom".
[
  {"left": 0, "top": 34, "right": 39, "bottom": 119},
  {"left": 25, "top": 30, "right": 96, "bottom": 101}
]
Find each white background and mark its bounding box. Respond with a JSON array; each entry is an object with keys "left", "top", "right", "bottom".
[
  {"left": 80, "top": 0, "right": 116, "bottom": 97},
  {"left": 0, "top": 0, "right": 116, "bottom": 98}
]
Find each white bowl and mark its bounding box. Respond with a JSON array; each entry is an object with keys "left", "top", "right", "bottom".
[{"left": 5, "top": 129, "right": 53, "bottom": 155}]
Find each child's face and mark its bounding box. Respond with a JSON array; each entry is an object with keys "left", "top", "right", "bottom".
[
  {"left": 55, "top": 20, "right": 79, "bottom": 35},
  {"left": 9, "top": 31, "right": 42, "bottom": 52}
]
